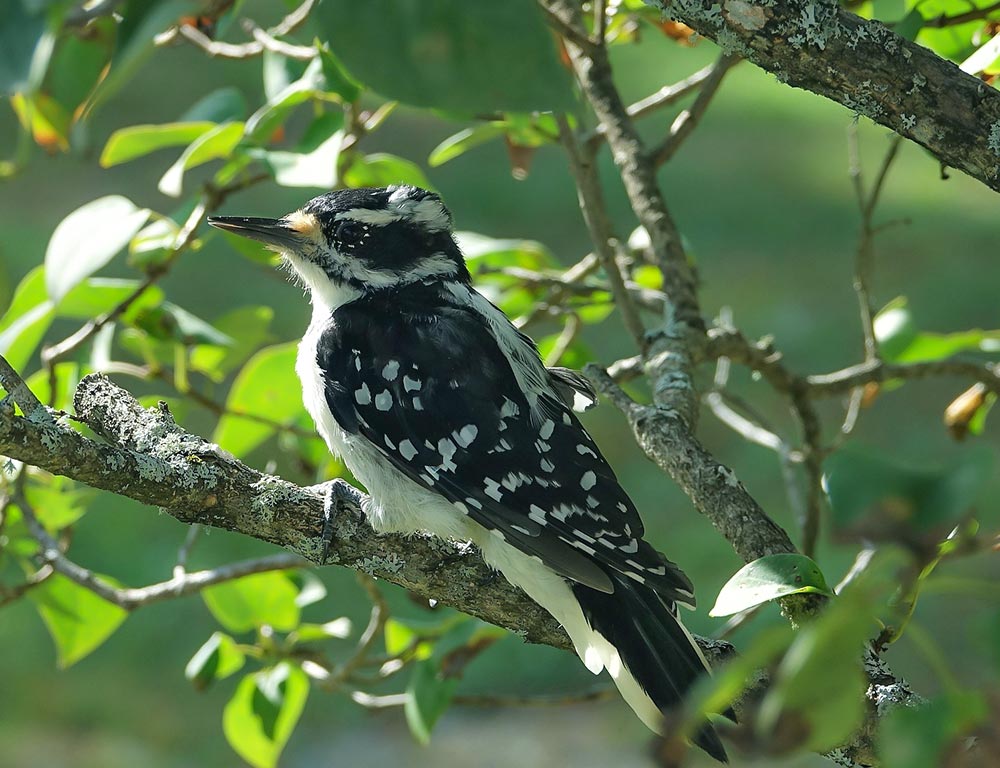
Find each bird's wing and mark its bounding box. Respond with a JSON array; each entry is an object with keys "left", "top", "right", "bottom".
[{"left": 317, "top": 293, "right": 693, "bottom": 603}]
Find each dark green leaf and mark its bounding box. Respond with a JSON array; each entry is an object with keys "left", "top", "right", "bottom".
[
  {"left": 317, "top": 0, "right": 576, "bottom": 113},
  {"left": 878, "top": 691, "right": 988, "bottom": 768},
  {"left": 893, "top": 8, "right": 925, "bottom": 40},
  {"left": 189, "top": 306, "right": 275, "bottom": 381},
  {"left": 212, "top": 342, "right": 301, "bottom": 457},
  {"left": 223, "top": 664, "right": 309, "bottom": 768},
  {"left": 29, "top": 573, "right": 128, "bottom": 667},
  {"left": 405, "top": 658, "right": 458, "bottom": 745},
  {"left": 710, "top": 554, "right": 834, "bottom": 617},
  {"left": 185, "top": 631, "right": 246, "bottom": 690},
  {"left": 44, "top": 195, "right": 151, "bottom": 303},
  {"left": 824, "top": 444, "right": 995, "bottom": 547},
  {"left": 318, "top": 45, "right": 362, "bottom": 102},
  {"left": 131, "top": 302, "right": 233, "bottom": 346},
  {"left": 202, "top": 571, "right": 300, "bottom": 633},
  {"left": 100, "top": 122, "right": 218, "bottom": 167}
]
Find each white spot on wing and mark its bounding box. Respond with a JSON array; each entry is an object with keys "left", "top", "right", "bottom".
[
  {"left": 398, "top": 439, "right": 418, "bottom": 461},
  {"left": 374, "top": 390, "right": 393, "bottom": 411},
  {"left": 484, "top": 477, "right": 503, "bottom": 502},
  {"left": 403, "top": 375, "right": 421, "bottom": 392},
  {"left": 580, "top": 471, "right": 597, "bottom": 490},
  {"left": 354, "top": 383, "right": 371, "bottom": 405},
  {"left": 381, "top": 360, "right": 400, "bottom": 381},
  {"left": 539, "top": 419, "right": 555, "bottom": 439},
  {"left": 456, "top": 424, "right": 478, "bottom": 447}
]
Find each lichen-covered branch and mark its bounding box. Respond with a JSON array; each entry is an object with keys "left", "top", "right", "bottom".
[{"left": 647, "top": 0, "right": 1000, "bottom": 193}]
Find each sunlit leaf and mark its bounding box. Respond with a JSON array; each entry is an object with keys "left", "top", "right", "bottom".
[
  {"left": 158, "top": 121, "right": 246, "bottom": 197},
  {"left": 290, "top": 618, "right": 352, "bottom": 644},
  {"left": 56, "top": 278, "right": 164, "bottom": 321},
  {"left": 101, "top": 122, "right": 217, "bottom": 167},
  {"left": 186, "top": 631, "right": 246, "bottom": 690},
  {"left": 45, "top": 195, "right": 151, "bottom": 303},
  {"left": 11, "top": 91, "right": 71, "bottom": 151},
  {"left": 0, "top": 267, "right": 54, "bottom": 371},
  {"left": 202, "top": 571, "right": 300, "bottom": 633},
  {"left": 429, "top": 124, "right": 507, "bottom": 167},
  {"left": 29, "top": 573, "right": 128, "bottom": 667},
  {"left": 710, "top": 554, "right": 833, "bottom": 617},
  {"left": 223, "top": 664, "right": 309, "bottom": 768},
  {"left": 213, "top": 342, "right": 301, "bottom": 457},
  {"left": 254, "top": 129, "right": 342, "bottom": 189}
]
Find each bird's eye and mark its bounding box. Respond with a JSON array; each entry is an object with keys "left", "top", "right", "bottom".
[{"left": 334, "top": 220, "right": 363, "bottom": 241}]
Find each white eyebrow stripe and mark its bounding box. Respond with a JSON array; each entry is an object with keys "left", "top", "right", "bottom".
[{"left": 334, "top": 208, "right": 402, "bottom": 225}]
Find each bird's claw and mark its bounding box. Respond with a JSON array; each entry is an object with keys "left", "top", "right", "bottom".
[{"left": 320, "top": 478, "right": 365, "bottom": 564}]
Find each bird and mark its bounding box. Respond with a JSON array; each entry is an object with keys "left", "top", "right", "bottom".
[{"left": 208, "top": 185, "right": 727, "bottom": 761}]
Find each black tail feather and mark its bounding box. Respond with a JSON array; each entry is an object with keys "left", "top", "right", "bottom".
[{"left": 574, "top": 571, "right": 729, "bottom": 763}]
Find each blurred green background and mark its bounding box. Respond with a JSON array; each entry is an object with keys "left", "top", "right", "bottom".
[{"left": 2, "top": 6, "right": 999, "bottom": 767}]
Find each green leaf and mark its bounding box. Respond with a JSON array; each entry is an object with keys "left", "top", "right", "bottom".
[
  {"left": 289, "top": 618, "right": 353, "bottom": 644},
  {"left": 158, "top": 121, "right": 246, "bottom": 198},
  {"left": 405, "top": 658, "right": 458, "bottom": 745},
  {"left": 22, "top": 469, "right": 92, "bottom": 530},
  {"left": 317, "top": 0, "right": 576, "bottom": 113},
  {"left": 179, "top": 86, "right": 247, "bottom": 123},
  {"left": 823, "top": 444, "right": 995, "bottom": 547},
  {"left": 263, "top": 50, "right": 308, "bottom": 100},
  {"left": 878, "top": 691, "right": 988, "bottom": 768},
  {"left": 88, "top": 0, "right": 196, "bottom": 112},
  {"left": 131, "top": 302, "right": 233, "bottom": 346},
  {"left": 223, "top": 664, "right": 309, "bottom": 768},
  {"left": 384, "top": 618, "right": 433, "bottom": 660},
  {"left": 56, "top": 278, "right": 164, "bottom": 320},
  {"left": 428, "top": 124, "right": 507, "bottom": 167},
  {"left": 11, "top": 91, "right": 71, "bottom": 151},
  {"left": 875, "top": 296, "right": 1000, "bottom": 363},
  {"left": 710, "top": 554, "right": 834, "bottom": 617},
  {"left": 287, "top": 569, "right": 327, "bottom": 608},
  {"left": 186, "top": 631, "right": 246, "bottom": 690},
  {"left": 25, "top": 362, "right": 82, "bottom": 414},
  {"left": 318, "top": 45, "right": 362, "bottom": 102},
  {"left": 757, "top": 592, "right": 873, "bottom": 752},
  {"left": 457, "top": 231, "right": 556, "bottom": 273},
  {"left": 254, "top": 128, "right": 342, "bottom": 189},
  {"left": 0, "top": 267, "right": 54, "bottom": 371},
  {"left": 213, "top": 342, "right": 302, "bottom": 458},
  {"left": 342, "top": 152, "right": 433, "bottom": 190},
  {"left": 0, "top": 0, "right": 52, "bottom": 96},
  {"left": 189, "top": 306, "right": 275, "bottom": 381},
  {"left": 202, "top": 571, "right": 301, "bottom": 633},
  {"left": 44, "top": 195, "right": 151, "bottom": 303},
  {"left": 100, "top": 122, "right": 217, "bottom": 167},
  {"left": 29, "top": 573, "right": 128, "bottom": 667}
]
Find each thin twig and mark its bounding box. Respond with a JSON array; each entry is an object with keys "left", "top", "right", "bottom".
[
  {"left": 652, "top": 54, "right": 738, "bottom": 166},
  {"left": 557, "top": 115, "right": 648, "bottom": 350},
  {"left": 0, "top": 356, "right": 48, "bottom": 421},
  {"left": 924, "top": 0, "right": 1000, "bottom": 27}
]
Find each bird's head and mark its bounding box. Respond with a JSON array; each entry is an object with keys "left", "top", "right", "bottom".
[{"left": 208, "top": 185, "right": 469, "bottom": 306}]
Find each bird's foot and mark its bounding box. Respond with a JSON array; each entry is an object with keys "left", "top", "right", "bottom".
[{"left": 319, "top": 478, "right": 365, "bottom": 564}]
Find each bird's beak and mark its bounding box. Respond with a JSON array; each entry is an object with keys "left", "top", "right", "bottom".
[{"left": 207, "top": 216, "right": 303, "bottom": 250}]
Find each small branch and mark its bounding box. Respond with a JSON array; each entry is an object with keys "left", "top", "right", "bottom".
[
  {"left": 0, "top": 356, "right": 48, "bottom": 421},
  {"left": 557, "top": 115, "right": 648, "bottom": 350},
  {"left": 652, "top": 54, "right": 738, "bottom": 166},
  {"left": 543, "top": 314, "right": 582, "bottom": 366},
  {"left": 925, "top": 0, "right": 1000, "bottom": 27}
]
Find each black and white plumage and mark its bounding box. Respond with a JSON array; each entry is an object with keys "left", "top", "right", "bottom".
[{"left": 208, "top": 186, "right": 727, "bottom": 762}]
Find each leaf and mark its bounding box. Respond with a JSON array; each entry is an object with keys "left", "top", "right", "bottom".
[
  {"left": 254, "top": 128, "right": 342, "bottom": 189},
  {"left": 56, "top": 278, "right": 164, "bottom": 320},
  {"left": 317, "top": 0, "right": 576, "bottom": 113},
  {"left": 287, "top": 570, "right": 327, "bottom": 608},
  {"left": 202, "top": 571, "right": 301, "bottom": 634},
  {"left": 0, "top": 267, "right": 54, "bottom": 371},
  {"left": 757, "top": 592, "right": 873, "bottom": 752},
  {"left": 25, "top": 363, "right": 82, "bottom": 414},
  {"left": 878, "top": 691, "right": 988, "bottom": 768},
  {"left": 875, "top": 296, "right": 1000, "bottom": 363},
  {"left": 44, "top": 196, "right": 151, "bottom": 304},
  {"left": 342, "top": 152, "right": 433, "bottom": 189},
  {"left": 158, "top": 121, "right": 246, "bottom": 197},
  {"left": 100, "top": 122, "right": 217, "bottom": 167},
  {"left": 405, "top": 658, "right": 458, "bottom": 745},
  {"left": 11, "top": 91, "right": 71, "bottom": 151},
  {"left": 223, "top": 664, "right": 309, "bottom": 768},
  {"left": 823, "top": 444, "right": 995, "bottom": 549},
  {"left": 318, "top": 45, "right": 362, "bottom": 102},
  {"left": 189, "top": 306, "right": 275, "bottom": 381},
  {"left": 213, "top": 342, "right": 302, "bottom": 458},
  {"left": 456, "top": 231, "right": 556, "bottom": 273},
  {"left": 289, "top": 618, "right": 353, "bottom": 644},
  {"left": 0, "top": 0, "right": 51, "bottom": 96},
  {"left": 179, "top": 86, "right": 247, "bottom": 123},
  {"left": 428, "top": 124, "right": 507, "bottom": 167},
  {"left": 87, "top": 0, "right": 196, "bottom": 113},
  {"left": 711, "top": 554, "right": 834, "bottom": 617},
  {"left": 245, "top": 58, "right": 332, "bottom": 144},
  {"left": 22, "top": 468, "right": 92, "bottom": 530},
  {"left": 131, "top": 302, "right": 232, "bottom": 346},
  {"left": 186, "top": 631, "right": 246, "bottom": 690},
  {"left": 29, "top": 573, "right": 128, "bottom": 667}
]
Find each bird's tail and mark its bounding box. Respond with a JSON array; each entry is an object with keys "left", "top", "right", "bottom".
[{"left": 572, "top": 571, "right": 728, "bottom": 763}]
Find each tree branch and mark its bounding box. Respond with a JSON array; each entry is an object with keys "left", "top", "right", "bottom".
[{"left": 646, "top": 0, "right": 1000, "bottom": 193}]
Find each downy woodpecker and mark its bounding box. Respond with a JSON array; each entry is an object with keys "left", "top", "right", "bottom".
[{"left": 209, "top": 185, "right": 726, "bottom": 761}]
